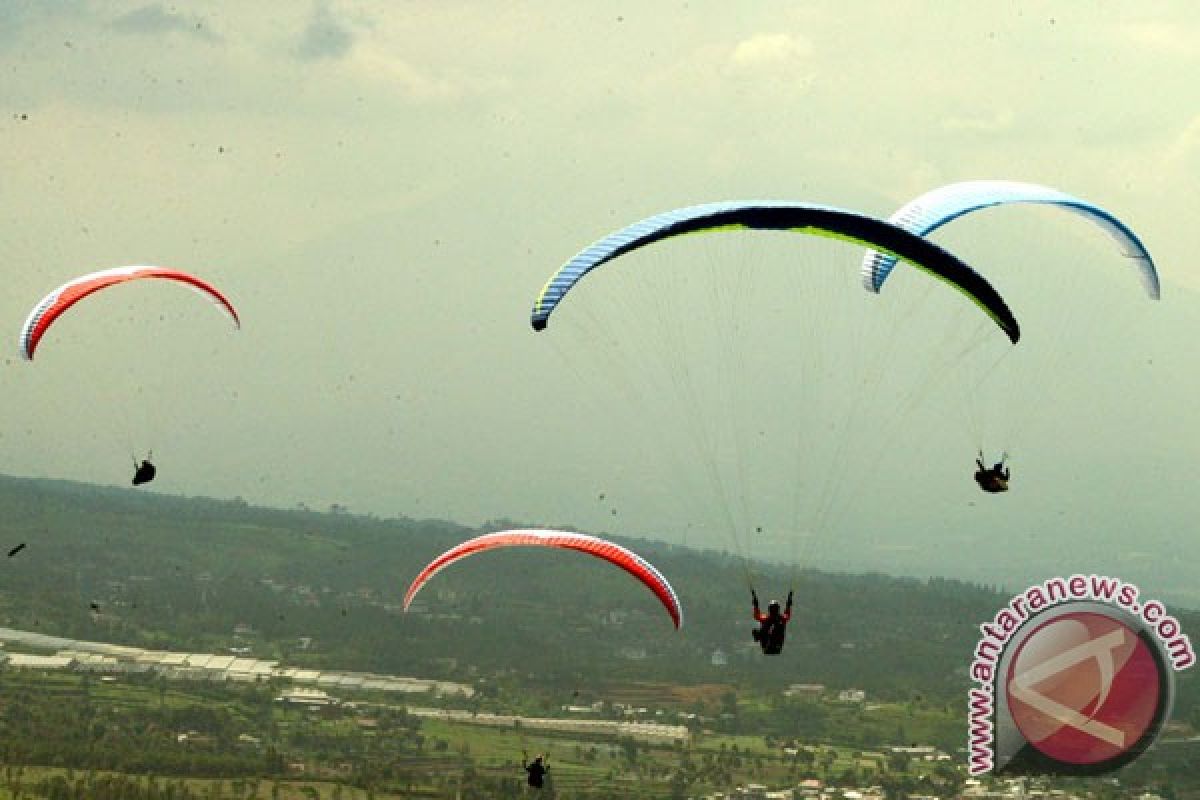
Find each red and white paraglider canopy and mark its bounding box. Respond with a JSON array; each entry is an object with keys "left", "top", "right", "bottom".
[{"left": 19, "top": 266, "right": 239, "bottom": 360}]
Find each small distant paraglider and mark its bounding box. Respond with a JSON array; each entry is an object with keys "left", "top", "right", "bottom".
[
  {"left": 974, "top": 452, "right": 1010, "bottom": 494},
  {"left": 132, "top": 457, "right": 157, "bottom": 486},
  {"left": 862, "top": 180, "right": 1159, "bottom": 491},
  {"left": 18, "top": 265, "right": 239, "bottom": 486},
  {"left": 524, "top": 752, "right": 550, "bottom": 789}
]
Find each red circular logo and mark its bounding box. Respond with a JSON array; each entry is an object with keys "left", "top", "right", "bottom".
[{"left": 1005, "top": 611, "right": 1162, "bottom": 766}]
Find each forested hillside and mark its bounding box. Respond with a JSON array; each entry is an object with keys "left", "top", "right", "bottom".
[{"left": 1, "top": 474, "right": 1195, "bottom": 716}]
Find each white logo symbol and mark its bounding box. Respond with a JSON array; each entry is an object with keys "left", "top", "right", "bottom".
[{"left": 1007, "top": 628, "right": 1127, "bottom": 747}]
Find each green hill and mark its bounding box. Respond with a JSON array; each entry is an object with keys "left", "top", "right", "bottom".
[{"left": 1, "top": 473, "right": 1195, "bottom": 718}]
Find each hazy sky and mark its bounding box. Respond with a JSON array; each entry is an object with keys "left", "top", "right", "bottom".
[{"left": 2, "top": 2, "right": 1198, "bottom": 599}]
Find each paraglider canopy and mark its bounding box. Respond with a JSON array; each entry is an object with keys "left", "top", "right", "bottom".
[
  {"left": 531, "top": 200, "right": 1021, "bottom": 344},
  {"left": 861, "top": 180, "right": 1159, "bottom": 298},
  {"left": 19, "top": 265, "right": 240, "bottom": 361},
  {"left": 403, "top": 529, "right": 684, "bottom": 628}
]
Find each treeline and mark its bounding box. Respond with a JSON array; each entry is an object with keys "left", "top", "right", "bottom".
[{"left": 9, "top": 770, "right": 211, "bottom": 800}]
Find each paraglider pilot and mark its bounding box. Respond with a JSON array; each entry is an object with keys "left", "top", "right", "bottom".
[
  {"left": 974, "top": 451, "right": 1009, "bottom": 493},
  {"left": 132, "top": 456, "right": 156, "bottom": 487},
  {"left": 752, "top": 589, "right": 793, "bottom": 655},
  {"left": 523, "top": 752, "right": 549, "bottom": 789}
]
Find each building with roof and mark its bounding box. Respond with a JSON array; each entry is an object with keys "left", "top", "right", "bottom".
[
  {"left": 0, "top": 625, "right": 471, "bottom": 696},
  {"left": 5, "top": 653, "right": 75, "bottom": 670},
  {"left": 277, "top": 687, "right": 338, "bottom": 707},
  {"left": 278, "top": 667, "right": 322, "bottom": 684}
]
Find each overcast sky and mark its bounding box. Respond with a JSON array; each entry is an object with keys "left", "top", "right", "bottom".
[{"left": 2, "top": 2, "right": 1198, "bottom": 600}]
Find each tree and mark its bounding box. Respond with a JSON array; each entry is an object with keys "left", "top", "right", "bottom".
[
  {"left": 888, "top": 749, "right": 911, "bottom": 774},
  {"left": 620, "top": 737, "right": 640, "bottom": 765}
]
